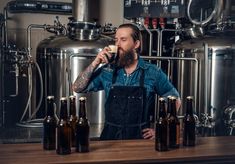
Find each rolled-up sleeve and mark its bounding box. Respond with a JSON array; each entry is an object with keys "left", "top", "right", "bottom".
[
  {"left": 80, "top": 69, "right": 103, "bottom": 93},
  {"left": 154, "top": 66, "right": 180, "bottom": 98}
]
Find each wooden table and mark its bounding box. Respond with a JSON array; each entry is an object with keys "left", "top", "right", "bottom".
[{"left": 0, "top": 136, "right": 235, "bottom": 164}]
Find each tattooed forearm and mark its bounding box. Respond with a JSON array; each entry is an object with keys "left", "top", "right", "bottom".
[
  {"left": 72, "top": 48, "right": 106, "bottom": 92},
  {"left": 72, "top": 63, "right": 96, "bottom": 93}
]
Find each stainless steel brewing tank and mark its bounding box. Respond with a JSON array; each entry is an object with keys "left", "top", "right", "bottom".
[
  {"left": 36, "top": 34, "right": 110, "bottom": 129},
  {"left": 175, "top": 33, "right": 235, "bottom": 135}
]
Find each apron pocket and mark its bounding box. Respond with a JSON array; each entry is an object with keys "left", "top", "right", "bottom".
[{"left": 127, "top": 95, "right": 143, "bottom": 124}]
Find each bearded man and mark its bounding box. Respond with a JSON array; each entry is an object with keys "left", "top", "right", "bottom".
[{"left": 72, "top": 23, "right": 181, "bottom": 140}]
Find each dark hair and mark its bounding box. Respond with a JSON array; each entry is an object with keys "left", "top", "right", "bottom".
[{"left": 118, "top": 23, "right": 142, "bottom": 53}]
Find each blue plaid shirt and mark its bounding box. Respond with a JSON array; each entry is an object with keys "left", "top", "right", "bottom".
[
  {"left": 82, "top": 57, "right": 180, "bottom": 122},
  {"left": 84, "top": 58, "right": 179, "bottom": 98},
  {"left": 82, "top": 57, "right": 180, "bottom": 112}
]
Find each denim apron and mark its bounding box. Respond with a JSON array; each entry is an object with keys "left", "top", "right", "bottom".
[{"left": 100, "top": 68, "right": 149, "bottom": 140}]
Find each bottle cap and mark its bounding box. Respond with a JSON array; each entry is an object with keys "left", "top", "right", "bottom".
[
  {"left": 47, "top": 95, "right": 54, "bottom": 100},
  {"left": 170, "top": 96, "right": 177, "bottom": 100},
  {"left": 60, "top": 97, "right": 67, "bottom": 101},
  {"left": 69, "top": 95, "right": 76, "bottom": 99},
  {"left": 79, "top": 97, "right": 86, "bottom": 101},
  {"left": 167, "top": 95, "right": 172, "bottom": 99},
  {"left": 186, "top": 96, "right": 193, "bottom": 100}
]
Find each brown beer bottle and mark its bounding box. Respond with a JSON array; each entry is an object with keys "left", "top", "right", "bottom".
[
  {"left": 155, "top": 97, "right": 168, "bottom": 151},
  {"left": 183, "top": 96, "right": 196, "bottom": 146},
  {"left": 43, "top": 96, "right": 57, "bottom": 150},
  {"left": 69, "top": 95, "right": 77, "bottom": 147},
  {"left": 76, "top": 97, "right": 90, "bottom": 153},
  {"left": 168, "top": 96, "right": 180, "bottom": 148},
  {"left": 56, "top": 97, "right": 71, "bottom": 155}
]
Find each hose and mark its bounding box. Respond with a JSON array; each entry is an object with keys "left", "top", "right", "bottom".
[
  {"left": 16, "top": 61, "right": 44, "bottom": 128},
  {"left": 18, "top": 62, "right": 33, "bottom": 122},
  {"left": 28, "top": 62, "right": 43, "bottom": 120}
]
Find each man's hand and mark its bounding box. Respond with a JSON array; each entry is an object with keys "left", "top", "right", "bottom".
[
  {"left": 72, "top": 46, "right": 114, "bottom": 93},
  {"left": 142, "top": 128, "right": 155, "bottom": 139},
  {"left": 91, "top": 46, "right": 113, "bottom": 67}
]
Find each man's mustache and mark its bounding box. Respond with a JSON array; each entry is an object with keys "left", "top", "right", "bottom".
[{"left": 117, "top": 47, "right": 126, "bottom": 55}]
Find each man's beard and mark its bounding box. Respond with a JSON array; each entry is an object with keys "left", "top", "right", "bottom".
[{"left": 116, "top": 48, "right": 135, "bottom": 67}]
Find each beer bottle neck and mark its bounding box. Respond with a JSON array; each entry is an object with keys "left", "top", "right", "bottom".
[
  {"left": 167, "top": 98, "right": 172, "bottom": 115},
  {"left": 79, "top": 101, "right": 87, "bottom": 118},
  {"left": 170, "top": 99, "right": 177, "bottom": 116},
  {"left": 69, "top": 101, "right": 76, "bottom": 116},
  {"left": 159, "top": 101, "right": 167, "bottom": 118},
  {"left": 186, "top": 99, "right": 194, "bottom": 116},
  {"left": 47, "top": 100, "right": 55, "bottom": 116},
  {"left": 60, "top": 101, "right": 68, "bottom": 119}
]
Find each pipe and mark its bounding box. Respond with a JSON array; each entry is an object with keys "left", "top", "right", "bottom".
[
  {"left": 187, "top": 0, "right": 218, "bottom": 26},
  {"left": 0, "top": 39, "right": 4, "bottom": 126},
  {"left": 0, "top": 14, "right": 4, "bottom": 42},
  {"left": 25, "top": 24, "right": 46, "bottom": 123},
  {"left": 27, "top": 24, "right": 66, "bottom": 55},
  {"left": 73, "top": 0, "right": 89, "bottom": 22},
  {"left": 9, "top": 64, "right": 19, "bottom": 97},
  {"left": 214, "top": 0, "right": 225, "bottom": 24},
  {"left": 4, "top": 7, "right": 8, "bottom": 47},
  {"left": 224, "top": 0, "right": 231, "bottom": 19},
  {"left": 141, "top": 55, "right": 198, "bottom": 63},
  {"left": 149, "top": 29, "right": 161, "bottom": 57},
  {"left": 204, "top": 43, "right": 209, "bottom": 115},
  {"left": 27, "top": 24, "right": 47, "bottom": 57},
  {"left": 142, "top": 24, "right": 152, "bottom": 56}
]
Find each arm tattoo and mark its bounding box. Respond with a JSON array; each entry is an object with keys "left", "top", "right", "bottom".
[{"left": 72, "top": 63, "right": 96, "bottom": 93}]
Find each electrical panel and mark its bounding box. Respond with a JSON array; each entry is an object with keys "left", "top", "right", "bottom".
[{"left": 124, "top": 0, "right": 185, "bottom": 19}]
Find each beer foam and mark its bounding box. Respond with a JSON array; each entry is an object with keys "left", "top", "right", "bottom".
[{"left": 108, "top": 45, "right": 117, "bottom": 53}]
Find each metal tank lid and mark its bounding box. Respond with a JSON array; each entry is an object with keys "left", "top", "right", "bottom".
[
  {"left": 67, "top": 17, "right": 101, "bottom": 41},
  {"left": 175, "top": 34, "right": 235, "bottom": 50}
]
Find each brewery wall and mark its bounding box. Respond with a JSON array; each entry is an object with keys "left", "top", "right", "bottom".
[
  {"left": 0, "top": 0, "right": 123, "bottom": 127},
  {"left": 1, "top": 0, "right": 235, "bottom": 141},
  {"left": 0, "top": 0, "right": 123, "bottom": 58}
]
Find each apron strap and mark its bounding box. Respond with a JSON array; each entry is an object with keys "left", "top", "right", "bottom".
[
  {"left": 112, "top": 67, "right": 145, "bottom": 86},
  {"left": 139, "top": 68, "right": 145, "bottom": 87},
  {"left": 112, "top": 67, "right": 119, "bottom": 84}
]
